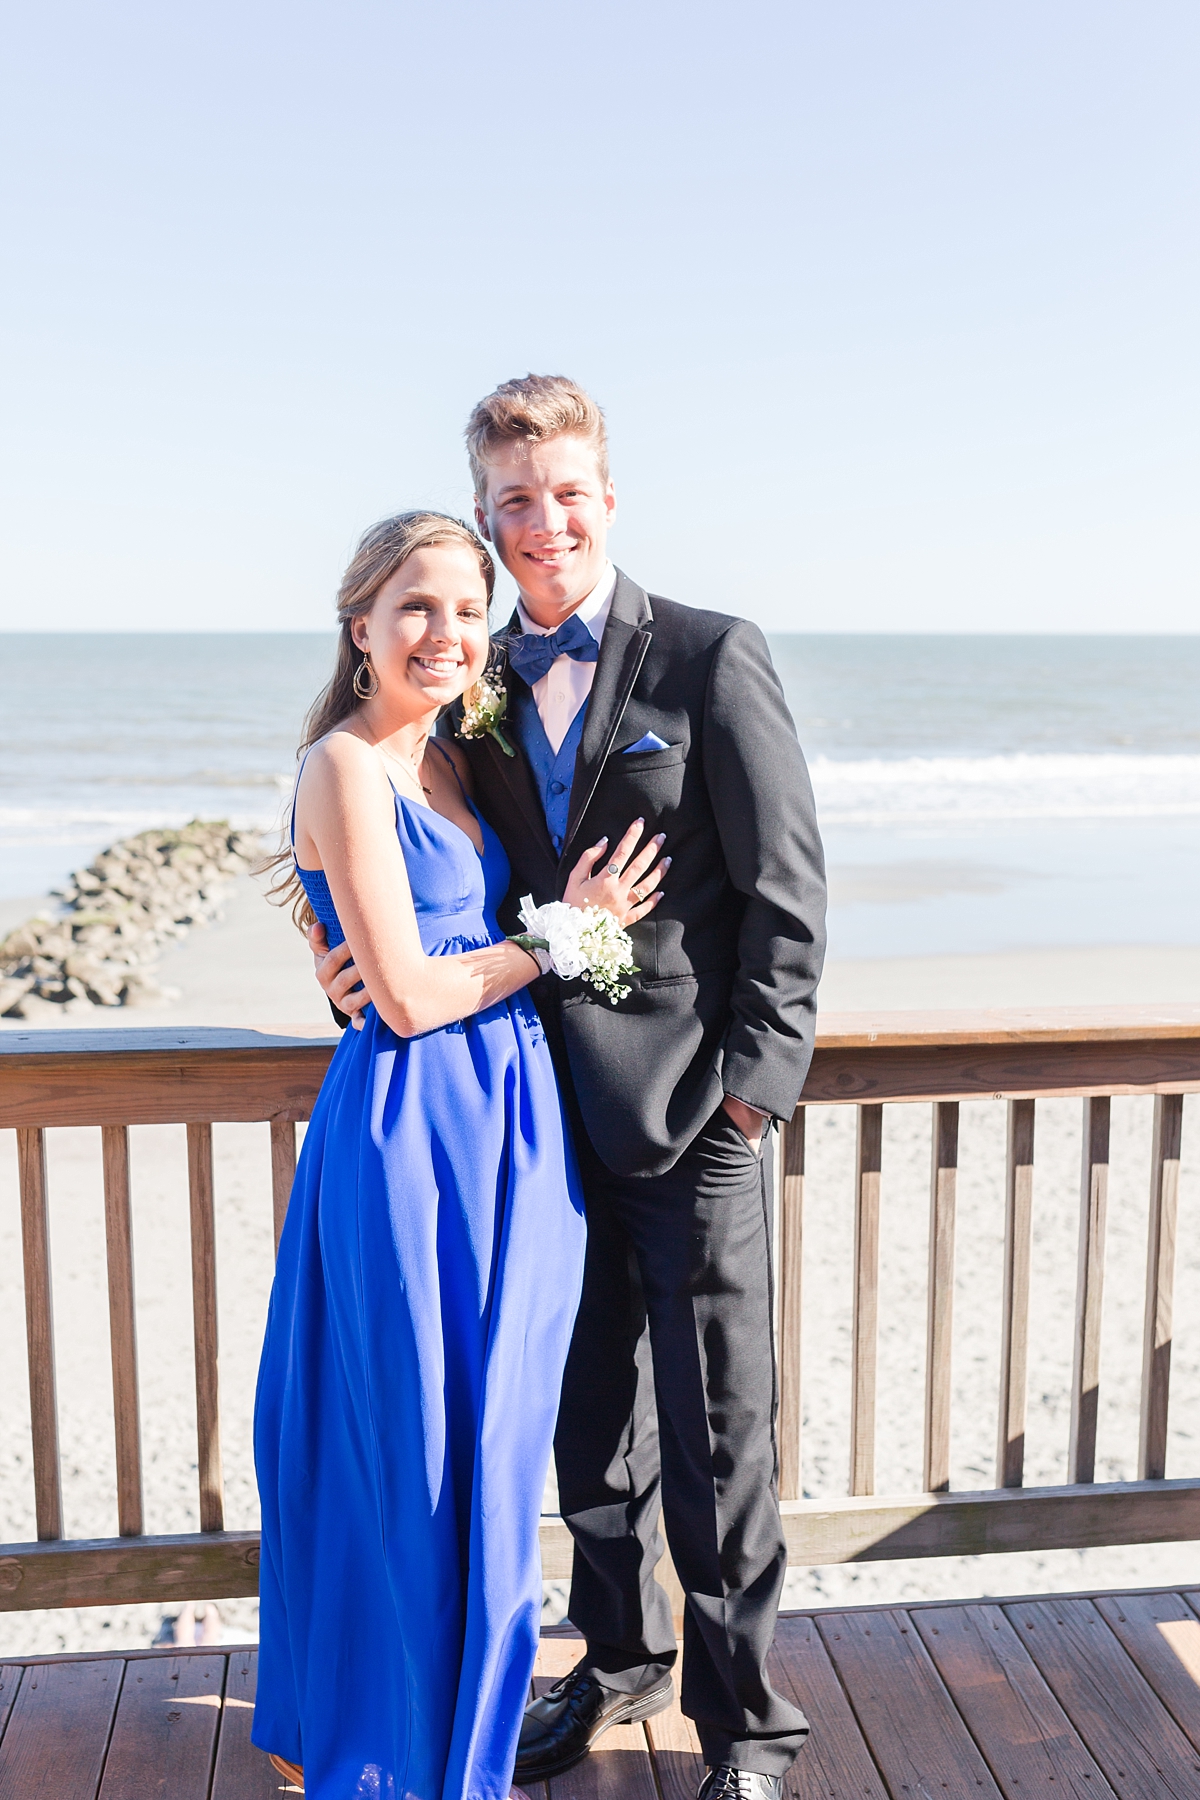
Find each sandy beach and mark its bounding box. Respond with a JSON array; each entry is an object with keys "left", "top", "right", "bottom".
[{"left": 1, "top": 875, "right": 1198, "bottom": 1655}]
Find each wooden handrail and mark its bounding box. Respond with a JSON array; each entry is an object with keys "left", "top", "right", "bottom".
[
  {"left": 3, "top": 1005, "right": 1200, "bottom": 1130},
  {"left": 0, "top": 1007, "right": 1197, "bottom": 1612},
  {"left": 813, "top": 1005, "right": 1200, "bottom": 1046}
]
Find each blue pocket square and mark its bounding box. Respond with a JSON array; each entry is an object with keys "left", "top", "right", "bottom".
[{"left": 623, "top": 732, "right": 670, "bottom": 754}]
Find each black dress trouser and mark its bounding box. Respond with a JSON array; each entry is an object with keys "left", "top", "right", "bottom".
[{"left": 553, "top": 1105, "right": 810, "bottom": 1776}]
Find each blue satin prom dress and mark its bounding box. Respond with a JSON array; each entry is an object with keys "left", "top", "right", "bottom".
[{"left": 253, "top": 754, "right": 586, "bottom": 1800}]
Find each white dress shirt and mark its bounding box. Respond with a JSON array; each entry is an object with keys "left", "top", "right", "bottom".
[{"left": 515, "top": 562, "right": 617, "bottom": 755}]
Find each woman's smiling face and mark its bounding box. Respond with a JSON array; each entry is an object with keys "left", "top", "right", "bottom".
[{"left": 352, "top": 542, "right": 491, "bottom": 714}]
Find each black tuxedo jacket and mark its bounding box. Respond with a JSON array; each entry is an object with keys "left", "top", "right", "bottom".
[{"left": 449, "top": 569, "right": 826, "bottom": 1178}]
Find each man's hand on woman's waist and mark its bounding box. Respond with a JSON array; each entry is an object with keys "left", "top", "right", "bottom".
[{"left": 310, "top": 923, "right": 372, "bottom": 1031}]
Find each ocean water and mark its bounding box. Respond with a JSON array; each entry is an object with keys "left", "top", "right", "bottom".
[
  {"left": 2, "top": 633, "right": 1198, "bottom": 958},
  {"left": 769, "top": 636, "right": 1200, "bottom": 956}
]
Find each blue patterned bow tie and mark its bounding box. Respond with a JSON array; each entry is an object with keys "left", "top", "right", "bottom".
[{"left": 507, "top": 613, "right": 600, "bottom": 686}]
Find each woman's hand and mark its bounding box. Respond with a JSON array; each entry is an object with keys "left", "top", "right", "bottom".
[{"left": 563, "top": 819, "right": 669, "bottom": 927}]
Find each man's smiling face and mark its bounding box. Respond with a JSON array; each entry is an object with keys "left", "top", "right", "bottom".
[{"left": 474, "top": 434, "right": 616, "bottom": 628}]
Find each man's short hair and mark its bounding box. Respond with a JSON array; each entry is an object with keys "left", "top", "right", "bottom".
[{"left": 465, "top": 374, "right": 609, "bottom": 498}]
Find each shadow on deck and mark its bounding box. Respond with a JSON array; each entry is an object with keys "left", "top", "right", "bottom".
[{"left": 4, "top": 1585, "right": 1200, "bottom": 1798}]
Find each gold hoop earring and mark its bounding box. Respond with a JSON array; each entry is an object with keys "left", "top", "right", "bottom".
[{"left": 353, "top": 653, "right": 378, "bottom": 700}]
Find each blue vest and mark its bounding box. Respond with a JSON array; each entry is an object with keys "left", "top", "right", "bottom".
[{"left": 510, "top": 682, "right": 587, "bottom": 855}]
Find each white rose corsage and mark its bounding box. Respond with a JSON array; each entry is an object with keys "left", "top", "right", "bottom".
[
  {"left": 457, "top": 673, "right": 514, "bottom": 757},
  {"left": 509, "top": 895, "right": 638, "bottom": 1004}
]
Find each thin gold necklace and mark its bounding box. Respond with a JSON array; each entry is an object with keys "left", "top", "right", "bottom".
[{"left": 377, "top": 741, "right": 431, "bottom": 796}]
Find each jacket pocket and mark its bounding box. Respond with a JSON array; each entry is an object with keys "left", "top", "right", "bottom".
[
  {"left": 616, "top": 742, "right": 685, "bottom": 771},
  {"left": 601, "top": 745, "right": 687, "bottom": 821}
]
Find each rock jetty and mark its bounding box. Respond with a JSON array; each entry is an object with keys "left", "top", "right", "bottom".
[{"left": 0, "top": 821, "right": 262, "bottom": 1022}]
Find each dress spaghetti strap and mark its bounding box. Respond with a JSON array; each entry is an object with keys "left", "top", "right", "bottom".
[
  {"left": 290, "top": 747, "right": 316, "bottom": 850},
  {"left": 427, "top": 738, "right": 470, "bottom": 802}
]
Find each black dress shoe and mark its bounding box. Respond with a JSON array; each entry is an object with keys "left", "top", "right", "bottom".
[
  {"left": 697, "top": 1768, "right": 782, "bottom": 1800},
  {"left": 514, "top": 1659, "right": 674, "bottom": 1781}
]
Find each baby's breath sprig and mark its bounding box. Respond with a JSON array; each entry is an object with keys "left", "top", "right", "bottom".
[
  {"left": 457, "top": 673, "right": 514, "bottom": 757},
  {"left": 510, "top": 896, "right": 639, "bottom": 1006}
]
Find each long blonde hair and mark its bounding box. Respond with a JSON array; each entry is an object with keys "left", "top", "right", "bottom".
[{"left": 262, "top": 511, "right": 496, "bottom": 930}]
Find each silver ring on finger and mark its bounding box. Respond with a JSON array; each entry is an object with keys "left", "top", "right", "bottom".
[{"left": 605, "top": 863, "right": 621, "bottom": 875}]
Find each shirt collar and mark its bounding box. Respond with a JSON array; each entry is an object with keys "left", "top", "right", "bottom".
[{"left": 515, "top": 561, "right": 616, "bottom": 643}]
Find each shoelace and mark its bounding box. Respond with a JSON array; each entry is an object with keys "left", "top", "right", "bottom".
[
  {"left": 549, "top": 1667, "right": 594, "bottom": 1706},
  {"left": 702, "top": 1767, "right": 762, "bottom": 1800}
]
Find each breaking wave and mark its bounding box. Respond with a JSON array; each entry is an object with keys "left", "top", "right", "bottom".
[{"left": 809, "top": 753, "right": 1200, "bottom": 827}]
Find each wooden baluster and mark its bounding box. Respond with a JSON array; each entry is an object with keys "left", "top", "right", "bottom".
[
  {"left": 996, "top": 1099, "right": 1035, "bottom": 1487},
  {"left": 17, "top": 1127, "right": 63, "bottom": 1541},
  {"left": 777, "top": 1109, "right": 805, "bottom": 1501},
  {"left": 187, "top": 1123, "right": 224, "bottom": 1532},
  {"left": 269, "top": 1118, "right": 297, "bottom": 1256},
  {"left": 1068, "top": 1096, "right": 1110, "bottom": 1484},
  {"left": 924, "top": 1101, "right": 958, "bottom": 1494},
  {"left": 102, "top": 1125, "right": 143, "bottom": 1536},
  {"left": 850, "top": 1104, "right": 882, "bottom": 1497},
  {"left": 1138, "top": 1094, "right": 1184, "bottom": 1481}
]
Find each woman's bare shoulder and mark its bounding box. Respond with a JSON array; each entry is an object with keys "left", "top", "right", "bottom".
[
  {"left": 297, "top": 728, "right": 391, "bottom": 807},
  {"left": 304, "top": 726, "right": 382, "bottom": 775}
]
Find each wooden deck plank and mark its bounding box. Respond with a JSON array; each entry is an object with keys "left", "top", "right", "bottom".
[
  {"left": 210, "top": 1652, "right": 289, "bottom": 1799},
  {"left": 913, "top": 1604, "right": 1116, "bottom": 1798},
  {"left": 97, "top": 1652, "right": 224, "bottom": 1800},
  {"left": 531, "top": 1636, "right": 658, "bottom": 1800},
  {"left": 546, "top": 1721, "right": 658, "bottom": 1800},
  {"left": 768, "top": 1614, "right": 887, "bottom": 1800},
  {"left": 816, "top": 1607, "right": 1003, "bottom": 1798},
  {"left": 0, "top": 1668, "right": 22, "bottom": 1747},
  {"left": 532, "top": 1637, "right": 585, "bottom": 1686},
  {"left": 1093, "top": 1592, "right": 1200, "bottom": 1753},
  {"left": 643, "top": 1676, "right": 704, "bottom": 1800},
  {"left": 1003, "top": 1597, "right": 1200, "bottom": 1798},
  {"left": 4, "top": 1592, "right": 1200, "bottom": 1800},
  {"left": 0, "top": 1657, "right": 122, "bottom": 1800}
]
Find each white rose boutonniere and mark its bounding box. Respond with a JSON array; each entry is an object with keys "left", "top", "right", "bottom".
[
  {"left": 510, "top": 895, "right": 638, "bottom": 1005},
  {"left": 457, "top": 672, "right": 514, "bottom": 757}
]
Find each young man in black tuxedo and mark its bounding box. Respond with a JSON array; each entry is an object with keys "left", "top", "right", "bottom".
[{"left": 314, "top": 375, "right": 826, "bottom": 1800}]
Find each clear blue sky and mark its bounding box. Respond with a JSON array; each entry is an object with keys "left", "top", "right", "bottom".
[{"left": 1, "top": 1, "right": 1196, "bottom": 633}]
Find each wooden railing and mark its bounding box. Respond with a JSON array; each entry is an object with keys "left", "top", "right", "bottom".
[{"left": 1, "top": 1007, "right": 1197, "bottom": 1614}]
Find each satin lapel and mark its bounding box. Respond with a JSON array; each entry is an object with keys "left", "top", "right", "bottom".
[{"left": 564, "top": 572, "right": 654, "bottom": 849}]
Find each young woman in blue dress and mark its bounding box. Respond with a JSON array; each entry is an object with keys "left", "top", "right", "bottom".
[{"left": 253, "top": 512, "right": 666, "bottom": 1800}]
